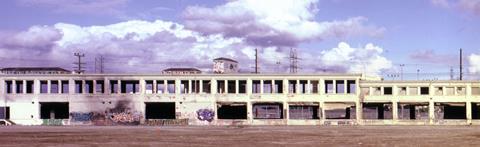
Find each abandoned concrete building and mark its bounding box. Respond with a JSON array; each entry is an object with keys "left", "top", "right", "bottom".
[{"left": 2, "top": 73, "right": 480, "bottom": 126}]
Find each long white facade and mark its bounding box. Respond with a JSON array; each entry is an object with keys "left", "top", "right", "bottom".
[{"left": 1, "top": 73, "right": 479, "bottom": 126}]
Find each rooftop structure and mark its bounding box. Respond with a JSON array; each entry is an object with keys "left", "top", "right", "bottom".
[
  {"left": 0, "top": 67, "right": 71, "bottom": 75},
  {"left": 213, "top": 57, "right": 239, "bottom": 74},
  {"left": 161, "top": 68, "right": 201, "bottom": 75}
]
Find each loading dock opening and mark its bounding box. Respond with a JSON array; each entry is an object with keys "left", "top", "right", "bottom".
[
  {"left": 289, "top": 102, "right": 320, "bottom": 119},
  {"left": 40, "top": 102, "right": 69, "bottom": 119},
  {"left": 434, "top": 103, "right": 466, "bottom": 119},
  {"left": 398, "top": 103, "right": 428, "bottom": 120},
  {"left": 145, "top": 102, "right": 176, "bottom": 119},
  {"left": 362, "top": 103, "right": 392, "bottom": 119},
  {"left": 0, "top": 107, "right": 10, "bottom": 119},
  {"left": 217, "top": 102, "right": 247, "bottom": 119},
  {"left": 253, "top": 103, "right": 283, "bottom": 119},
  {"left": 324, "top": 103, "right": 356, "bottom": 119}
]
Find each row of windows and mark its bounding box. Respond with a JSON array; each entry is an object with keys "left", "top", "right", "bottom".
[
  {"left": 364, "top": 86, "right": 480, "bottom": 96},
  {"left": 4, "top": 79, "right": 357, "bottom": 95}
]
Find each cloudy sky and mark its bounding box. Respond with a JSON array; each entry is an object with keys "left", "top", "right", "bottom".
[{"left": 1, "top": 0, "right": 480, "bottom": 79}]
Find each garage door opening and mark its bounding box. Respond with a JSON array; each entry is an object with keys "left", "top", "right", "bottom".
[
  {"left": 253, "top": 103, "right": 283, "bottom": 119},
  {"left": 0, "top": 107, "right": 10, "bottom": 119},
  {"left": 362, "top": 103, "right": 392, "bottom": 119},
  {"left": 145, "top": 102, "right": 176, "bottom": 119},
  {"left": 289, "top": 102, "right": 320, "bottom": 119},
  {"left": 398, "top": 103, "right": 428, "bottom": 120},
  {"left": 40, "top": 102, "right": 69, "bottom": 119},
  {"left": 217, "top": 103, "right": 247, "bottom": 119},
  {"left": 324, "top": 102, "right": 356, "bottom": 119},
  {"left": 435, "top": 103, "right": 466, "bottom": 119}
]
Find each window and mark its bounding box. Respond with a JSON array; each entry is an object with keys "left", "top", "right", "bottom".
[
  {"left": 288, "top": 80, "right": 296, "bottom": 93},
  {"left": 61, "top": 81, "right": 69, "bottom": 94},
  {"left": 180, "top": 80, "right": 189, "bottom": 94},
  {"left": 325, "top": 80, "right": 333, "bottom": 94},
  {"left": 384, "top": 87, "right": 392, "bottom": 95},
  {"left": 347, "top": 80, "right": 356, "bottom": 94},
  {"left": 51, "top": 81, "right": 58, "bottom": 94},
  {"left": 202, "top": 80, "right": 211, "bottom": 93},
  {"left": 121, "top": 80, "right": 140, "bottom": 94},
  {"left": 26, "top": 81, "right": 34, "bottom": 93},
  {"left": 167, "top": 80, "right": 175, "bottom": 94},
  {"left": 263, "top": 80, "right": 273, "bottom": 93},
  {"left": 15, "top": 81, "right": 23, "bottom": 94},
  {"left": 238, "top": 80, "right": 246, "bottom": 94},
  {"left": 310, "top": 80, "right": 319, "bottom": 94},
  {"left": 96, "top": 80, "right": 104, "bottom": 93},
  {"left": 40, "top": 81, "right": 48, "bottom": 93},
  {"left": 398, "top": 87, "right": 406, "bottom": 95},
  {"left": 336, "top": 80, "right": 345, "bottom": 94},
  {"left": 85, "top": 80, "right": 93, "bottom": 94},
  {"left": 252, "top": 80, "right": 261, "bottom": 93},
  {"left": 227, "top": 80, "right": 236, "bottom": 94},
  {"left": 75, "top": 80, "right": 83, "bottom": 94},
  {"left": 217, "top": 80, "right": 225, "bottom": 94},
  {"left": 299, "top": 80, "right": 307, "bottom": 93},
  {"left": 145, "top": 80, "right": 153, "bottom": 94},
  {"left": 274, "top": 80, "right": 283, "bottom": 94},
  {"left": 110, "top": 80, "right": 118, "bottom": 94},
  {"left": 420, "top": 87, "right": 429, "bottom": 95},
  {"left": 5, "top": 81, "right": 12, "bottom": 94}
]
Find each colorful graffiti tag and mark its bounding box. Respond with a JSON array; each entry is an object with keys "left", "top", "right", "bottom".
[
  {"left": 42, "top": 119, "right": 66, "bottom": 126},
  {"left": 144, "top": 119, "right": 189, "bottom": 126},
  {"left": 196, "top": 109, "right": 214, "bottom": 122},
  {"left": 108, "top": 112, "right": 142, "bottom": 124}
]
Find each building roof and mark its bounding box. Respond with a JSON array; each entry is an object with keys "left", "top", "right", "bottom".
[
  {"left": 0, "top": 67, "right": 71, "bottom": 72},
  {"left": 213, "top": 57, "right": 238, "bottom": 63},
  {"left": 162, "top": 68, "right": 201, "bottom": 72}
]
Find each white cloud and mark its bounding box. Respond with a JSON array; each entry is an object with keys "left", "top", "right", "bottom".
[
  {"left": 183, "top": 0, "right": 385, "bottom": 47},
  {"left": 318, "top": 42, "right": 392, "bottom": 75},
  {"left": 469, "top": 53, "right": 480, "bottom": 73}
]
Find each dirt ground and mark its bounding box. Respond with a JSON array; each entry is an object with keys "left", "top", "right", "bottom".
[{"left": 1, "top": 125, "right": 480, "bottom": 147}]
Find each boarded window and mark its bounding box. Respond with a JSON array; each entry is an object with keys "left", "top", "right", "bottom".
[
  {"left": 289, "top": 105, "right": 319, "bottom": 119},
  {"left": 253, "top": 103, "right": 283, "bottom": 119}
]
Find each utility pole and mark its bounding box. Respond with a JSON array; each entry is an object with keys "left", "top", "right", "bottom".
[
  {"left": 399, "top": 64, "right": 405, "bottom": 80},
  {"left": 255, "top": 48, "right": 258, "bottom": 74},
  {"left": 73, "top": 52, "right": 85, "bottom": 74},
  {"left": 450, "top": 66, "right": 454, "bottom": 80},
  {"left": 460, "top": 48, "right": 463, "bottom": 80}
]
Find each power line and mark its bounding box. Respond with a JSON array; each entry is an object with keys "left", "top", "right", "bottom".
[
  {"left": 95, "top": 55, "right": 105, "bottom": 73},
  {"left": 73, "top": 52, "right": 85, "bottom": 74}
]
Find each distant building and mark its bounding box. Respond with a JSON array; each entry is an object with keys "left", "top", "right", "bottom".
[
  {"left": 162, "top": 68, "right": 201, "bottom": 75},
  {"left": 0, "top": 67, "right": 71, "bottom": 75},
  {"left": 213, "top": 57, "right": 238, "bottom": 74}
]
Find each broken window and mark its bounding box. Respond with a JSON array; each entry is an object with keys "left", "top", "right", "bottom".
[
  {"left": 145, "top": 102, "right": 176, "bottom": 119},
  {"left": 398, "top": 87, "right": 406, "bottom": 95},
  {"left": 96, "top": 80, "right": 104, "bottom": 93},
  {"left": 157, "top": 80, "right": 165, "bottom": 94},
  {"left": 346, "top": 80, "right": 356, "bottom": 94},
  {"left": 5, "top": 81, "right": 12, "bottom": 94},
  {"left": 238, "top": 80, "right": 246, "bottom": 94},
  {"left": 192, "top": 80, "right": 200, "bottom": 93},
  {"left": 289, "top": 104, "right": 319, "bottom": 119},
  {"left": 456, "top": 87, "right": 466, "bottom": 95},
  {"left": 299, "top": 80, "right": 307, "bottom": 93},
  {"left": 217, "top": 80, "right": 225, "bottom": 94},
  {"left": 40, "top": 102, "right": 69, "bottom": 119},
  {"left": 383, "top": 87, "right": 392, "bottom": 95},
  {"left": 263, "top": 80, "right": 273, "bottom": 93},
  {"left": 61, "top": 81, "right": 68, "bottom": 94},
  {"left": 227, "top": 80, "right": 235, "bottom": 94},
  {"left": 50, "top": 81, "right": 58, "bottom": 94},
  {"left": 40, "top": 81, "right": 48, "bottom": 93},
  {"left": 217, "top": 103, "right": 247, "bottom": 119},
  {"left": 420, "top": 87, "right": 429, "bottom": 95},
  {"left": 398, "top": 103, "right": 429, "bottom": 120},
  {"left": 145, "top": 80, "right": 154, "bottom": 94},
  {"left": 75, "top": 80, "right": 83, "bottom": 94},
  {"left": 435, "top": 87, "right": 443, "bottom": 95},
  {"left": 180, "top": 80, "right": 189, "bottom": 94},
  {"left": 274, "top": 80, "right": 283, "bottom": 94},
  {"left": 373, "top": 87, "right": 381, "bottom": 95},
  {"left": 325, "top": 80, "right": 333, "bottom": 94},
  {"left": 85, "top": 80, "right": 94, "bottom": 94},
  {"left": 435, "top": 103, "right": 466, "bottom": 119},
  {"left": 310, "top": 80, "right": 319, "bottom": 94},
  {"left": 110, "top": 80, "right": 118, "bottom": 94},
  {"left": 288, "top": 80, "right": 296, "bottom": 93},
  {"left": 121, "top": 80, "right": 140, "bottom": 94},
  {"left": 472, "top": 103, "right": 480, "bottom": 119},
  {"left": 202, "top": 80, "right": 211, "bottom": 93},
  {"left": 15, "top": 81, "right": 23, "bottom": 94},
  {"left": 253, "top": 103, "right": 283, "bottom": 119},
  {"left": 26, "top": 81, "right": 34, "bottom": 94},
  {"left": 336, "top": 80, "right": 345, "bottom": 94},
  {"left": 252, "top": 80, "right": 261, "bottom": 93}
]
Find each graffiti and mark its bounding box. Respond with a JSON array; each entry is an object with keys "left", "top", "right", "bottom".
[
  {"left": 196, "top": 109, "right": 214, "bottom": 122},
  {"left": 70, "top": 112, "right": 93, "bottom": 121},
  {"left": 108, "top": 112, "right": 142, "bottom": 123},
  {"left": 42, "top": 119, "right": 65, "bottom": 126},
  {"left": 144, "top": 119, "right": 189, "bottom": 126}
]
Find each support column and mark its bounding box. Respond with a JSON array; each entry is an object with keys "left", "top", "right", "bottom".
[
  {"left": 356, "top": 100, "right": 363, "bottom": 124},
  {"left": 199, "top": 80, "right": 203, "bottom": 94},
  {"left": 392, "top": 101, "right": 399, "bottom": 121},
  {"left": 344, "top": 80, "right": 347, "bottom": 94},
  {"left": 117, "top": 80, "right": 121, "bottom": 94},
  {"left": 11, "top": 80, "right": 16, "bottom": 94},
  {"left": 235, "top": 80, "right": 239, "bottom": 94},
  {"left": 93, "top": 80, "right": 97, "bottom": 94},
  {"left": 23, "top": 80, "right": 27, "bottom": 94},
  {"left": 247, "top": 101, "right": 253, "bottom": 123},
  {"left": 153, "top": 80, "right": 157, "bottom": 94},
  {"left": 283, "top": 79, "right": 288, "bottom": 95},
  {"left": 260, "top": 80, "right": 264, "bottom": 94},
  {"left": 212, "top": 79, "right": 217, "bottom": 94},
  {"left": 188, "top": 80, "right": 192, "bottom": 94},
  {"left": 140, "top": 79, "right": 146, "bottom": 94},
  {"left": 224, "top": 80, "right": 228, "bottom": 94},
  {"left": 82, "top": 80, "right": 86, "bottom": 94},
  {"left": 333, "top": 80, "right": 336, "bottom": 94},
  {"left": 467, "top": 102, "right": 472, "bottom": 124},
  {"left": 307, "top": 80, "right": 311, "bottom": 94},
  {"left": 429, "top": 100, "right": 434, "bottom": 124},
  {"left": 247, "top": 78, "right": 252, "bottom": 95},
  {"left": 296, "top": 80, "right": 300, "bottom": 94},
  {"left": 57, "top": 80, "right": 61, "bottom": 94},
  {"left": 284, "top": 102, "right": 289, "bottom": 124}
]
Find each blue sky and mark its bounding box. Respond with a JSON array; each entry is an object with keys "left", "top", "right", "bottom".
[{"left": 1, "top": 0, "right": 480, "bottom": 79}]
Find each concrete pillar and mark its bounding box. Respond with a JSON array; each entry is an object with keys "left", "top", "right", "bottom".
[
  {"left": 105, "top": 78, "right": 110, "bottom": 94},
  {"left": 392, "top": 101, "right": 398, "bottom": 121},
  {"left": 283, "top": 79, "right": 288, "bottom": 94},
  {"left": 175, "top": 79, "right": 180, "bottom": 95},
  {"left": 117, "top": 80, "right": 121, "bottom": 94},
  {"left": 284, "top": 102, "right": 289, "bottom": 123},
  {"left": 247, "top": 78, "right": 252, "bottom": 95},
  {"left": 199, "top": 80, "right": 203, "bottom": 93},
  {"left": 320, "top": 101, "right": 325, "bottom": 121},
  {"left": 93, "top": 80, "right": 97, "bottom": 94},
  {"left": 212, "top": 79, "right": 217, "bottom": 94},
  {"left": 12, "top": 80, "right": 16, "bottom": 94},
  {"left": 429, "top": 100, "right": 434, "bottom": 124},
  {"left": 82, "top": 80, "right": 86, "bottom": 94},
  {"left": 319, "top": 78, "right": 324, "bottom": 95},
  {"left": 467, "top": 102, "right": 472, "bottom": 124},
  {"left": 307, "top": 80, "right": 311, "bottom": 94},
  {"left": 69, "top": 79, "right": 75, "bottom": 94},
  {"left": 188, "top": 80, "right": 192, "bottom": 94},
  {"left": 140, "top": 79, "right": 146, "bottom": 94},
  {"left": 247, "top": 101, "right": 253, "bottom": 122},
  {"left": 57, "top": 80, "right": 61, "bottom": 94},
  {"left": 34, "top": 79, "right": 40, "bottom": 94},
  {"left": 153, "top": 80, "right": 157, "bottom": 94},
  {"left": 344, "top": 80, "right": 347, "bottom": 94},
  {"left": 23, "top": 80, "right": 27, "bottom": 94},
  {"left": 296, "top": 80, "right": 300, "bottom": 94},
  {"left": 224, "top": 80, "right": 228, "bottom": 94},
  {"left": 260, "top": 80, "right": 264, "bottom": 94},
  {"left": 356, "top": 100, "right": 363, "bottom": 124}
]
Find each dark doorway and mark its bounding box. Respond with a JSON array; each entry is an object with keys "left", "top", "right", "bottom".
[
  {"left": 145, "top": 102, "right": 176, "bottom": 119},
  {"left": 218, "top": 103, "right": 247, "bottom": 119},
  {"left": 40, "top": 102, "right": 69, "bottom": 119},
  {"left": 0, "top": 107, "right": 10, "bottom": 119}
]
